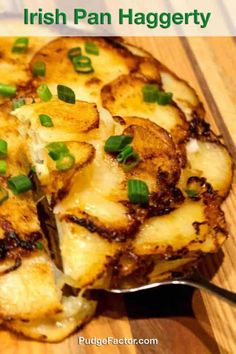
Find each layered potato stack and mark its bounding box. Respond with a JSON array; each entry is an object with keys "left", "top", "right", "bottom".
[{"left": 0, "top": 37, "right": 232, "bottom": 341}]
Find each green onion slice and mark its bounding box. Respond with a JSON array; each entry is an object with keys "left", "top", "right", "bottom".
[
  {"left": 12, "top": 98, "right": 25, "bottom": 110},
  {"left": 72, "top": 56, "right": 94, "bottom": 74},
  {"left": 37, "top": 84, "right": 52, "bottom": 102},
  {"left": 68, "top": 47, "right": 82, "bottom": 61},
  {"left": 8, "top": 175, "right": 33, "bottom": 194},
  {"left": 0, "top": 84, "right": 16, "bottom": 97},
  {"left": 128, "top": 179, "right": 149, "bottom": 204},
  {"left": 0, "top": 160, "right": 7, "bottom": 175},
  {"left": 185, "top": 189, "right": 199, "bottom": 198},
  {"left": 0, "top": 187, "right": 9, "bottom": 205},
  {"left": 36, "top": 242, "right": 44, "bottom": 250},
  {"left": 12, "top": 37, "right": 29, "bottom": 53},
  {"left": 0, "top": 140, "right": 8, "bottom": 158},
  {"left": 122, "top": 152, "right": 140, "bottom": 172},
  {"left": 57, "top": 85, "right": 76, "bottom": 104},
  {"left": 117, "top": 146, "right": 133, "bottom": 163},
  {"left": 105, "top": 135, "right": 133, "bottom": 153},
  {"left": 46, "top": 142, "right": 69, "bottom": 161},
  {"left": 39, "top": 114, "right": 54, "bottom": 127},
  {"left": 142, "top": 84, "right": 159, "bottom": 103},
  {"left": 56, "top": 153, "right": 75, "bottom": 171},
  {"left": 156, "top": 91, "right": 173, "bottom": 105},
  {"left": 32, "top": 61, "right": 46, "bottom": 77},
  {"left": 85, "top": 41, "right": 99, "bottom": 55}
]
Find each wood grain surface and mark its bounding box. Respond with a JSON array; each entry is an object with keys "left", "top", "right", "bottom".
[{"left": 1, "top": 37, "right": 236, "bottom": 354}]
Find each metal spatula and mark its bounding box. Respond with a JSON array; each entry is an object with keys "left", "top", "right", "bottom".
[{"left": 105, "top": 272, "right": 236, "bottom": 306}]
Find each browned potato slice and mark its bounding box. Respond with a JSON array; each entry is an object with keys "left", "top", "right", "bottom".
[
  {"left": 6, "top": 295, "right": 96, "bottom": 342},
  {"left": 182, "top": 139, "right": 233, "bottom": 197},
  {"left": 38, "top": 141, "right": 95, "bottom": 199},
  {"left": 56, "top": 221, "right": 118, "bottom": 288},
  {"left": 0, "top": 37, "right": 52, "bottom": 104},
  {"left": 119, "top": 40, "right": 203, "bottom": 119},
  {"left": 133, "top": 196, "right": 227, "bottom": 257},
  {"left": 101, "top": 74, "right": 188, "bottom": 147},
  {"left": 30, "top": 37, "right": 138, "bottom": 104},
  {"left": 14, "top": 98, "right": 99, "bottom": 143},
  {"left": 0, "top": 254, "right": 62, "bottom": 321},
  {"left": 160, "top": 71, "right": 204, "bottom": 120}
]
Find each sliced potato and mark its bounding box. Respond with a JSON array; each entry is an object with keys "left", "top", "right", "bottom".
[
  {"left": 14, "top": 98, "right": 99, "bottom": 143},
  {"left": 120, "top": 40, "right": 203, "bottom": 119},
  {"left": 30, "top": 37, "right": 138, "bottom": 104},
  {"left": 6, "top": 294, "right": 96, "bottom": 342},
  {"left": 0, "top": 255, "right": 61, "bottom": 321},
  {"left": 133, "top": 197, "right": 227, "bottom": 256},
  {"left": 101, "top": 74, "right": 188, "bottom": 147},
  {"left": 185, "top": 139, "right": 233, "bottom": 197},
  {"left": 57, "top": 221, "right": 118, "bottom": 288}
]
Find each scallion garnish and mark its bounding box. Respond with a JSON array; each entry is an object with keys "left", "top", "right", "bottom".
[
  {"left": 68, "top": 47, "right": 82, "bottom": 61},
  {"left": 122, "top": 152, "right": 140, "bottom": 172},
  {"left": 0, "top": 160, "right": 7, "bottom": 175},
  {"left": 0, "top": 84, "right": 16, "bottom": 97},
  {"left": 36, "top": 242, "right": 44, "bottom": 250},
  {"left": 117, "top": 145, "right": 133, "bottom": 163},
  {"left": 0, "top": 187, "right": 9, "bottom": 205},
  {"left": 46, "top": 142, "right": 69, "bottom": 161},
  {"left": 156, "top": 91, "right": 173, "bottom": 105},
  {"left": 12, "top": 98, "right": 25, "bottom": 110},
  {"left": 72, "top": 56, "right": 94, "bottom": 74},
  {"left": 128, "top": 179, "right": 149, "bottom": 204},
  {"left": 0, "top": 140, "right": 8, "bottom": 158},
  {"left": 37, "top": 84, "right": 52, "bottom": 102},
  {"left": 142, "top": 84, "right": 159, "bottom": 103},
  {"left": 56, "top": 153, "right": 75, "bottom": 171},
  {"left": 185, "top": 189, "right": 199, "bottom": 198},
  {"left": 32, "top": 61, "right": 46, "bottom": 77},
  {"left": 39, "top": 114, "right": 54, "bottom": 127},
  {"left": 104, "top": 135, "right": 133, "bottom": 153},
  {"left": 8, "top": 175, "right": 32, "bottom": 194},
  {"left": 57, "top": 85, "right": 76, "bottom": 104},
  {"left": 85, "top": 41, "right": 99, "bottom": 55},
  {"left": 12, "top": 37, "right": 29, "bottom": 53}
]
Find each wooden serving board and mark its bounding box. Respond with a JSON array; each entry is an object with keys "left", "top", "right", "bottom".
[{"left": 1, "top": 37, "right": 236, "bottom": 354}]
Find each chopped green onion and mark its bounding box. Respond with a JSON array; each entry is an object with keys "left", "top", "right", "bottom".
[
  {"left": 37, "top": 84, "right": 52, "bottom": 102},
  {"left": 0, "top": 140, "right": 8, "bottom": 158},
  {"left": 12, "top": 98, "right": 25, "bottom": 110},
  {"left": 36, "top": 242, "right": 44, "bottom": 250},
  {"left": 0, "top": 84, "right": 16, "bottom": 97},
  {"left": 39, "top": 114, "right": 54, "bottom": 127},
  {"left": 142, "top": 84, "right": 159, "bottom": 103},
  {"left": 72, "top": 56, "right": 94, "bottom": 74},
  {"left": 117, "top": 146, "right": 133, "bottom": 163},
  {"left": 46, "top": 142, "right": 69, "bottom": 161},
  {"left": 12, "top": 37, "right": 29, "bottom": 53},
  {"left": 156, "top": 91, "right": 173, "bottom": 105},
  {"left": 31, "top": 165, "right": 36, "bottom": 173},
  {"left": 185, "top": 189, "right": 199, "bottom": 198},
  {"left": 0, "top": 160, "right": 7, "bottom": 175},
  {"left": 128, "top": 179, "right": 149, "bottom": 204},
  {"left": 8, "top": 175, "right": 32, "bottom": 194},
  {"left": 32, "top": 61, "right": 46, "bottom": 77},
  {"left": 85, "top": 41, "right": 99, "bottom": 55},
  {"left": 56, "top": 153, "right": 75, "bottom": 171},
  {"left": 104, "top": 135, "right": 133, "bottom": 153},
  {"left": 122, "top": 152, "right": 140, "bottom": 172},
  {"left": 68, "top": 47, "right": 82, "bottom": 61},
  {"left": 0, "top": 187, "right": 9, "bottom": 205},
  {"left": 57, "top": 85, "right": 75, "bottom": 104}
]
